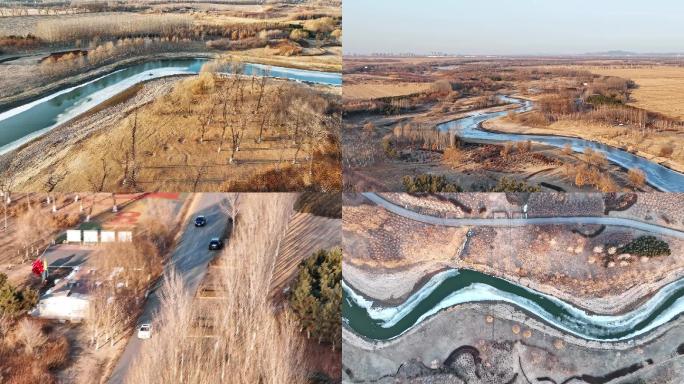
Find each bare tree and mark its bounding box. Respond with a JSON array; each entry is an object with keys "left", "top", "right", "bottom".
[
  {"left": 16, "top": 318, "right": 48, "bottom": 355},
  {"left": 197, "top": 96, "right": 217, "bottom": 144},
  {"left": 121, "top": 111, "right": 140, "bottom": 189},
  {"left": 192, "top": 166, "right": 207, "bottom": 192},
  {"left": 125, "top": 194, "right": 307, "bottom": 384},
  {"left": 15, "top": 207, "right": 55, "bottom": 262}
]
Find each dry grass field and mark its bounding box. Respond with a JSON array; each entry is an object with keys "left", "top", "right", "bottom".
[
  {"left": 582, "top": 65, "right": 684, "bottom": 120},
  {"left": 343, "top": 81, "right": 432, "bottom": 101}
]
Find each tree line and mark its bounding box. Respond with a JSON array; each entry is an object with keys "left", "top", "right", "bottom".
[{"left": 290, "top": 248, "right": 341, "bottom": 351}]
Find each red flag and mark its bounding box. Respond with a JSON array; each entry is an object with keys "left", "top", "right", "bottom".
[{"left": 32, "top": 259, "right": 45, "bottom": 276}]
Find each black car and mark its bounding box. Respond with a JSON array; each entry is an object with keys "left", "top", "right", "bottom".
[
  {"left": 208, "top": 237, "right": 224, "bottom": 250},
  {"left": 194, "top": 216, "right": 207, "bottom": 227}
]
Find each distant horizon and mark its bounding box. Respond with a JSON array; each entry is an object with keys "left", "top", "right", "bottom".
[
  {"left": 343, "top": 50, "right": 684, "bottom": 58},
  {"left": 344, "top": 0, "right": 684, "bottom": 56}
]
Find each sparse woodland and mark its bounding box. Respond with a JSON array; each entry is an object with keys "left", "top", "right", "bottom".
[{"left": 34, "top": 65, "right": 341, "bottom": 192}]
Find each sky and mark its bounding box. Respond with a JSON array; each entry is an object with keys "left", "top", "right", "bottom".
[{"left": 344, "top": 0, "right": 684, "bottom": 55}]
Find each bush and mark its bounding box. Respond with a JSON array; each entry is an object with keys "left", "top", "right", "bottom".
[
  {"left": 618, "top": 236, "right": 670, "bottom": 258},
  {"left": 586, "top": 94, "right": 623, "bottom": 106},
  {"left": 303, "top": 17, "right": 336, "bottom": 34},
  {"left": 0, "top": 273, "right": 38, "bottom": 316},
  {"left": 442, "top": 147, "right": 463, "bottom": 167},
  {"left": 402, "top": 174, "right": 461, "bottom": 193},
  {"left": 382, "top": 137, "right": 398, "bottom": 158},
  {"left": 659, "top": 144, "right": 674, "bottom": 158},
  {"left": 490, "top": 177, "right": 541, "bottom": 192},
  {"left": 290, "top": 29, "right": 309, "bottom": 41},
  {"left": 627, "top": 169, "right": 646, "bottom": 188}
]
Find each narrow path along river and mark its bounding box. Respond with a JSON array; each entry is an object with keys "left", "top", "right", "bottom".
[
  {"left": 0, "top": 58, "right": 341, "bottom": 155},
  {"left": 343, "top": 194, "right": 684, "bottom": 342},
  {"left": 438, "top": 96, "right": 684, "bottom": 192}
]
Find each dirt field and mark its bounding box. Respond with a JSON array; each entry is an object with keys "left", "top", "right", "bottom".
[{"left": 583, "top": 65, "right": 684, "bottom": 120}]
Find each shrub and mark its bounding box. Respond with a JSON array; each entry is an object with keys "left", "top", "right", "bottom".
[
  {"left": 586, "top": 94, "right": 623, "bottom": 106},
  {"left": 627, "top": 169, "right": 646, "bottom": 188},
  {"left": 489, "top": 177, "right": 541, "bottom": 192},
  {"left": 290, "top": 29, "right": 309, "bottom": 41},
  {"left": 659, "top": 144, "right": 674, "bottom": 158},
  {"left": 618, "top": 236, "right": 670, "bottom": 258},
  {"left": 402, "top": 174, "right": 461, "bottom": 193},
  {"left": 17, "top": 319, "right": 47, "bottom": 355},
  {"left": 429, "top": 80, "right": 452, "bottom": 95},
  {"left": 0, "top": 273, "right": 38, "bottom": 316},
  {"left": 442, "top": 147, "right": 463, "bottom": 167},
  {"left": 303, "top": 17, "right": 336, "bottom": 33},
  {"left": 382, "top": 137, "right": 398, "bottom": 158}
]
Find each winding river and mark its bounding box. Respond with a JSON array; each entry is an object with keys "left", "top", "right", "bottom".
[
  {"left": 438, "top": 96, "right": 684, "bottom": 192},
  {"left": 0, "top": 58, "right": 341, "bottom": 155},
  {"left": 343, "top": 268, "right": 684, "bottom": 342}
]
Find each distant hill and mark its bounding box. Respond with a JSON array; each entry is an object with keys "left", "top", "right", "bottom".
[{"left": 584, "top": 50, "right": 684, "bottom": 57}]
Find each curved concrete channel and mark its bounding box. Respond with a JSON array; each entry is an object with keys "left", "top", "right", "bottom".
[{"left": 343, "top": 194, "right": 684, "bottom": 342}]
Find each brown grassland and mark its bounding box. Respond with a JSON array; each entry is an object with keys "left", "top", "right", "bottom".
[
  {"left": 581, "top": 65, "right": 684, "bottom": 120},
  {"left": 343, "top": 56, "right": 684, "bottom": 192}
]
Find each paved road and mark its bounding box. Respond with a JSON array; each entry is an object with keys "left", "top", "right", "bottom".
[
  {"left": 364, "top": 193, "right": 684, "bottom": 240},
  {"left": 108, "top": 193, "right": 231, "bottom": 384}
]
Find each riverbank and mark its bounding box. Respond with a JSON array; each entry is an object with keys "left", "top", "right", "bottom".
[
  {"left": 342, "top": 301, "right": 684, "bottom": 383},
  {"left": 482, "top": 116, "right": 684, "bottom": 175},
  {"left": 0, "top": 49, "right": 341, "bottom": 112},
  {"left": 1, "top": 72, "right": 341, "bottom": 192},
  {"left": 343, "top": 95, "right": 657, "bottom": 192},
  {"left": 0, "top": 51, "right": 215, "bottom": 112},
  {"left": 0, "top": 76, "right": 178, "bottom": 190},
  {"left": 343, "top": 195, "right": 684, "bottom": 315}
]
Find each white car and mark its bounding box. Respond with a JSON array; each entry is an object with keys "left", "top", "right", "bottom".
[{"left": 137, "top": 323, "right": 152, "bottom": 339}]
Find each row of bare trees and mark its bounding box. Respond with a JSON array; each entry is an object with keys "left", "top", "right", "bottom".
[
  {"left": 125, "top": 194, "right": 310, "bottom": 383},
  {"left": 84, "top": 200, "right": 174, "bottom": 350}
]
